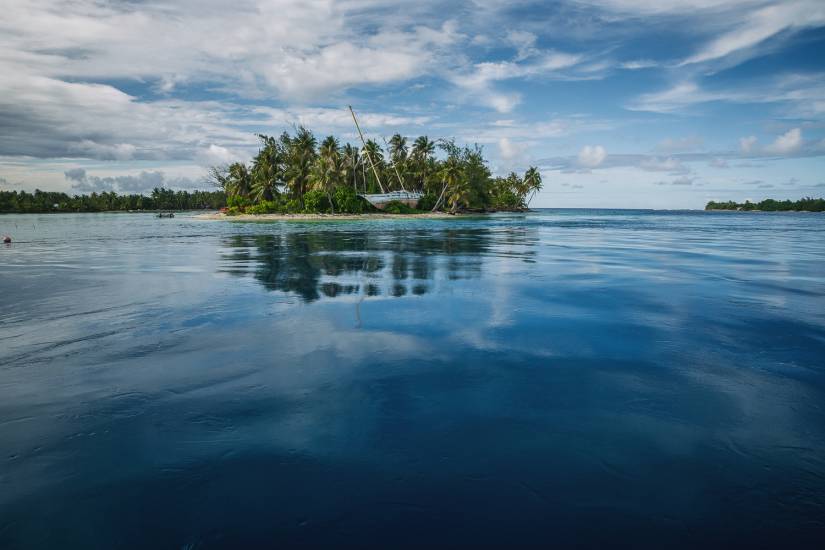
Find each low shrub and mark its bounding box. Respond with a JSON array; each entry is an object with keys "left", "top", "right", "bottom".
[
  {"left": 246, "top": 200, "right": 280, "bottom": 214},
  {"left": 303, "top": 190, "right": 330, "bottom": 213},
  {"left": 383, "top": 200, "right": 419, "bottom": 214},
  {"left": 416, "top": 193, "right": 437, "bottom": 211},
  {"left": 334, "top": 186, "right": 365, "bottom": 213}
]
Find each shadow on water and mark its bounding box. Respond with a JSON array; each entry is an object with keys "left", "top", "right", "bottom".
[{"left": 218, "top": 228, "right": 535, "bottom": 302}]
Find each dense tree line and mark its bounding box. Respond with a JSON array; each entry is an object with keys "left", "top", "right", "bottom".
[
  {"left": 211, "top": 129, "right": 542, "bottom": 214},
  {"left": 706, "top": 197, "right": 825, "bottom": 212},
  {"left": 0, "top": 188, "right": 226, "bottom": 213}
]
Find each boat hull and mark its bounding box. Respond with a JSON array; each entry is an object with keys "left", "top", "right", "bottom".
[{"left": 360, "top": 191, "right": 423, "bottom": 210}]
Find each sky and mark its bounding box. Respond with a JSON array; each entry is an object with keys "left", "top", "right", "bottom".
[{"left": 1, "top": 0, "right": 825, "bottom": 209}]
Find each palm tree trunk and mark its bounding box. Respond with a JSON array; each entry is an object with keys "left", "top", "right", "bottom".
[{"left": 432, "top": 181, "right": 448, "bottom": 212}]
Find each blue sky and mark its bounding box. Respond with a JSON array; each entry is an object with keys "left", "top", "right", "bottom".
[{"left": 1, "top": 0, "right": 824, "bottom": 208}]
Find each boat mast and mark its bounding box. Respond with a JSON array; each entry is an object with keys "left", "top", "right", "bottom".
[
  {"left": 382, "top": 136, "right": 407, "bottom": 192},
  {"left": 348, "top": 105, "right": 385, "bottom": 194}
]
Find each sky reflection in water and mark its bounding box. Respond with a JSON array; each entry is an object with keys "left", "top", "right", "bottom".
[{"left": 1, "top": 210, "right": 824, "bottom": 548}]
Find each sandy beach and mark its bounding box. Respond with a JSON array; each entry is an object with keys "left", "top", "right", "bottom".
[{"left": 194, "top": 211, "right": 463, "bottom": 221}]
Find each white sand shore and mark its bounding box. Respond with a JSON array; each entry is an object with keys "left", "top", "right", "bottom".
[{"left": 194, "top": 211, "right": 461, "bottom": 221}]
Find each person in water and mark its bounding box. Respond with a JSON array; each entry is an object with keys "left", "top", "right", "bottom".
[{"left": 3, "top": 235, "right": 11, "bottom": 243}]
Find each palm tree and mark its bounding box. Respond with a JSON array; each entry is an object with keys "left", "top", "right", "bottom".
[
  {"left": 341, "top": 143, "right": 360, "bottom": 190},
  {"left": 311, "top": 135, "right": 343, "bottom": 213},
  {"left": 226, "top": 162, "right": 252, "bottom": 199},
  {"left": 389, "top": 133, "right": 408, "bottom": 162},
  {"left": 412, "top": 135, "right": 435, "bottom": 159},
  {"left": 522, "top": 166, "right": 543, "bottom": 208},
  {"left": 284, "top": 127, "right": 317, "bottom": 207},
  {"left": 388, "top": 134, "right": 408, "bottom": 187},
  {"left": 411, "top": 136, "right": 436, "bottom": 191},
  {"left": 251, "top": 135, "right": 282, "bottom": 202},
  {"left": 432, "top": 156, "right": 462, "bottom": 212}
]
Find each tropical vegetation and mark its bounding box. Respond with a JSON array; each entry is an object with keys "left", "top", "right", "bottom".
[
  {"left": 0, "top": 188, "right": 225, "bottom": 213},
  {"left": 210, "top": 129, "right": 542, "bottom": 214},
  {"left": 706, "top": 197, "right": 825, "bottom": 212}
]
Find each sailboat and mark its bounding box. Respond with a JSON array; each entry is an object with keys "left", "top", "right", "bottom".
[{"left": 349, "top": 106, "right": 423, "bottom": 210}]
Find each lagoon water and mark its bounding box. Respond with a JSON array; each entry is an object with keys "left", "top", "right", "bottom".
[{"left": 1, "top": 210, "right": 824, "bottom": 548}]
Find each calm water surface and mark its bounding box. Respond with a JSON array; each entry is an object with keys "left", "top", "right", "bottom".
[{"left": 1, "top": 210, "right": 824, "bottom": 548}]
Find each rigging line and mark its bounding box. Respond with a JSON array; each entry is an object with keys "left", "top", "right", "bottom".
[
  {"left": 348, "top": 106, "right": 386, "bottom": 194},
  {"left": 382, "top": 136, "right": 408, "bottom": 192}
]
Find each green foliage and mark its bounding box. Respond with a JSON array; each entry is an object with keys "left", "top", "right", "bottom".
[
  {"left": 245, "top": 200, "right": 281, "bottom": 214},
  {"left": 706, "top": 197, "right": 825, "bottom": 212},
  {"left": 226, "top": 195, "right": 250, "bottom": 210},
  {"left": 416, "top": 193, "right": 437, "bottom": 211},
  {"left": 333, "top": 186, "right": 365, "bottom": 213},
  {"left": 210, "top": 127, "right": 546, "bottom": 215},
  {"left": 284, "top": 199, "right": 302, "bottom": 213},
  {"left": 302, "top": 190, "right": 330, "bottom": 213},
  {"left": 0, "top": 188, "right": 225, "bottom": 213},
  {"left": 383, "top": 201, "right": 420, "bottom": 214}
]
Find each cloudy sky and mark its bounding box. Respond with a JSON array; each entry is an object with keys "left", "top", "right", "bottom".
[{"left": 1, "top": 0, "right": 824, "bottom": 208}]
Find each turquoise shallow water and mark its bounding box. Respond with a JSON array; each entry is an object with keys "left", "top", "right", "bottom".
[{"left": 1, "top": 209, "right": 824, "bottom": 548}]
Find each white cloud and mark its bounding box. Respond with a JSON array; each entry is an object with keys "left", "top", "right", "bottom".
[
  {"left": 497, "top": 137, "right": 528, "bottom": 161},
  {"left": 626, "top": 82, "right": 711, "bottom": 113},
  {"left": 740, "top": 136, "right": 758, "bottom": 154},
  {"left": 683, "top": 1, "right": 825, "bottom": 65},
  {"left": 638, "top": 156, "right": 690, "bottom": 174},
  {"left": 450, "top": 45, "right": 582, "bottom": 113},
  {"left": 577, "top": 145, "right": 607, "bottom": 168},
  {"left": 620, "top": 59, "right": 658, "bottom": 70},
  {"left": 738, "top": 129, "right": 803, "bottom": 157},
  {"left": 67, "top": 141, "right": 137, "bottom": 161},
  {"left": 764, "top": 128, "right": 802, "bottom": 155},
  {"left": 195, "top": 144, "right": 243, "bottom": 166},
  {"left": 65, "top": 169, "right": 205, "bottom": 194}
]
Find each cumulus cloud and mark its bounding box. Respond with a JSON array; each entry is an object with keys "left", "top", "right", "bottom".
[
  {"left": 738, "top": 129, "right": 804, "bottom": 157},
  {"left": 0, "top": 0, "right": 457, "bottom": 161},
  {"left": 764, "top": 128, "right": 802, "bottom": 155},
  {"left": 577, "top": 145, "right": 607, "bottom": 168},
  {"left": 195, "top": 144, "right": 244, "bottom": 166}
]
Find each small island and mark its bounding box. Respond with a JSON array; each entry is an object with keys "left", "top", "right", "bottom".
[
  {"left": 706, "top": 197, "right": 825, "bottom": 212},
  {"left": 208, "top": 125, "right": 542, "bottom": 217}
]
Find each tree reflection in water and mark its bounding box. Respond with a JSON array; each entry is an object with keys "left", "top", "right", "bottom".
[{"left": 219, "top": 228, "right": 535, "bottom": 303}]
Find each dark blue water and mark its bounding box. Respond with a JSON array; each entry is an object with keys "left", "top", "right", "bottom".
[{"left": 1, "top": 210, "right": 824, "bottom": 548}]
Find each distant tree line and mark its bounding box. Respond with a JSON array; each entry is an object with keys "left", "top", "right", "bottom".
[
  {"left": 706, "top": 197, "right": 825, "bottom": 212},
  {"left": 0, "top": 188, "right": 226, "bottom": 213},
  {"left": 211, "top": 129, "right": 543, "bottom": 214}
]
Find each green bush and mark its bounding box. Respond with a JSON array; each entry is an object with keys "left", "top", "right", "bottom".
[
  {"left": 226, "top": 195, "right": 250, "bottom": 210},
  {"left": 334, "top": 186, "right": 365, "bottom": 213},
  {"left": 303, "top": 190, "right": 330, "bottom": 213},
  {"left": 416, "top": 193, "right": 437, "bottom": 211},
  {"left": 383, "top": 200, "right": 419, "bottom": 214},
  {"left": 246, "top": 200, "right": 280, "bottom": 214}
]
